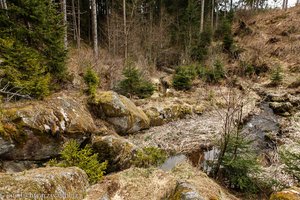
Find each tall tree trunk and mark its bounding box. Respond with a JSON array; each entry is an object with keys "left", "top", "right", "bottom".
[
  {"left": 107, "top": 0, "right": 111, "bottom": 53},
  {"left": 61, "top": 0, "right": 68, "bottom": 49},
  {"left": 149, "top": 4, "right": 153, "bottom": 62},
  {"left": 91, "top": 0, "right": 98, "bottom": 58},
  {"left": 72, "top": 0, "right": 77, "bottom": 41},
  {"left": 224, "top": 0, "right": 227, "bottom": 17},
  {"left": 230, "top": 0, "right": 233, "bottom": 10},
  {"left": 3, "top": 0, "right": 7, "bottom": 9},
  {"left": 282, "top": 0, "right": 286, "bottom": 9},
  {"left": 77, "top": 0, "right": 81, "bottom": 48},
  {"left": 297, "top": 0, "right": 300, "bottom": 5},
  {"left": 216, "top": 0, "right": 219, "bottom": 29},
  {"left": 200, "top": 0, "right": 205, "bottom": 33},
  {"left": 285, "top": 0, "right": 288, "bottom": 10},
  {"left": 123, "top": 0, "right": 128, "bottom": 60},
  {"left": 159, "top": 0, "right": 163, "bottom": 49},
  {"left": 211, "top": 0, "right": 214, "bottom": 31}
]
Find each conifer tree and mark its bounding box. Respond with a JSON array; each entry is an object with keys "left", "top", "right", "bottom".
[{"left": 0, "top": 0, "right": 66, "bottom": 98}]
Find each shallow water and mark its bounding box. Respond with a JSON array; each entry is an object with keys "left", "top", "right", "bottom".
[{"left": 159, "top": 154, "right": 187, "bottom": 171}]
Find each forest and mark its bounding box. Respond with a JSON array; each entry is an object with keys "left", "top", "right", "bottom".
[{"left": 0, "top": 0, "right": 300, "bottom": 200}]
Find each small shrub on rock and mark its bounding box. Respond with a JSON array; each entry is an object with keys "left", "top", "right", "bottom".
[
  {"left": 83, "top": 67, "right": 99, "bottom": 96},
  {"left": 48, "top": 140, "right": 107, "bottom": 184},
  {"left": 131, "top": 147, "right": 167, "bottom": 168},
  {"left": 173, "top": 65, "right": 197, "bottom": 90},
  {"left": 117, "top": 66, "right": 154, "bottom": 98},
  {"left": 199, "top": 60, "right": 225, "bottom": 83},
  {"left": 270, "top": 65, "right": 283, "bottom": 86}
]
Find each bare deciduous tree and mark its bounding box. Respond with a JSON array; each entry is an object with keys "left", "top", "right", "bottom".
[
  {"left": 61, "top": 0, "right": 68, "bottom": 49},
  {"left": 123, "top": 0, "right": 128, "bottom": 60},
  {"left": 200, "top": 0, "right": 205, "bottom": 33},
  {"left": 91, "top": 0, "right": 98, "bottom": 58}
]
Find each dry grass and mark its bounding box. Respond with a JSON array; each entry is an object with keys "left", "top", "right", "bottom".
[
  {"left": 66, "top": 44, "right": 157, "bottom": 91},
  {"left": 233, "top": 6, "right": 300, "bottom": 85}
]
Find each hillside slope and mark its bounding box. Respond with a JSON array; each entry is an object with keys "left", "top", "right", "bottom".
[{"left": 233, "top": 6, "right": 300, "bottom": 85}]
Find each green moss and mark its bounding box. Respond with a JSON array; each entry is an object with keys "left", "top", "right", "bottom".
[
  {"left": 270, "top": 192, "right": 299, "bottom": 200},
  {"left": 168, "top": 184, "right": 192, "bottom": 200}
]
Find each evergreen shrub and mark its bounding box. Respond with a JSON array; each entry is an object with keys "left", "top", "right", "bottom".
[
  {"left": 117, "top": 66, "right": 154, "bottom": 98},
  {"left": 131, "top": 147, "right": 167, "bottom": 168},
  {"left": 0, "top": 0, "right": 66, "bottom": 98},
  {"left": 173, "top": 65, "right": 197, "bottom": 90},
  {"left": 48, "top": 140, "right": 107, "bottom": 184},
  {"left": 84, "top": 67, "right": 99, "bottom": 96}
]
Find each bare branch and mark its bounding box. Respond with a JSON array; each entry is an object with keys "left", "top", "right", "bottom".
[{"left": 0, "top": 79, "right": 32, "bottom": 101}]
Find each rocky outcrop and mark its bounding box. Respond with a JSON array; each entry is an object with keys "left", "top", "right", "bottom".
[
  {"left": 84, "top": 162, "right": 238, "bottom": 200},
  {"left": 0, "top": 92, "right": 98, "bottom": 161},
  {"left": 0, "top": 167, "right": 89, "bottom": 200},
  {"left": 89, "top": 91, "right": 150, "bottom": 135},
  {"left": 270, "top": 187, "right": 300, "bottom": 200},
  {"left": 91, "top": 134, "right": 137, "bottom": 172},
  {"left": 269, "top": 102, "right": 293, "bottom": 116},
  {"left": 267, "top": 93, "right": 300, "bottom": 116},
  {"left": 143, "top": 103, "right": 194, "bottom": 126}
]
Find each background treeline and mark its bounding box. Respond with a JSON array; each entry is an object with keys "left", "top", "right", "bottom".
[{"left": 0, "top": 0, "right": 292, "bottom": 99}]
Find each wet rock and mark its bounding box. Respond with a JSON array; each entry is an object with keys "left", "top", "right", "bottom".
[
  {"left": 91, "top": 134, "right": 137, "bottom": 172},
  {"left": 0, "top": 92, "right": 97, "bottom": 161},
  {"left": 270, "top": 187, "right": 300, "bottom": 200},
  {"left": 0, "top": 167, "right": 89, "bottom": 200},
  {"left": 89, "top": 91, "right": 150, "bottom": 135},
  {"left": 269, "top": 102, "right": 293, "bottom": 116}
]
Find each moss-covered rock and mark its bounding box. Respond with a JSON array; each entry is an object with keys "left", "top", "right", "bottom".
[
  {"left": 0, "top": 92, "right": 99, "bottom": 161},
  {"left": 269, "top": 102, "right": 293, "bottom": 116},
  {"left": 91, "top": 134, "right": 137, "bottom": 172},
  {"left": 270, "top": 187, "right": 300, "bottom": 200},
  {"left": 0, "top": 167, "right": 89, "bottom": 200},
  {"left": 84, "top": 162, "right": 238, "bottom": 200},
  {"left": 89, "top": 91, "right": 150, "bottom": 135},
  {"left": 144, "top": 103, "right": 193, "bottom": 127},
  {"left": 84, "top": 167, "right": 177, "bottom": 200}
]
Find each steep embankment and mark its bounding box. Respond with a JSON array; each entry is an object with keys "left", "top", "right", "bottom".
[{"left": 233, "top": 6, "right": 300, "bottom": 85}]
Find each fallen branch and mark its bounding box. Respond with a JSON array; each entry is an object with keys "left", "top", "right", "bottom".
[{"left": 0, "top": 79, "right": 32, "bottom": 101}]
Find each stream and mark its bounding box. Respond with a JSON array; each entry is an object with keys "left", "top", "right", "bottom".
[{"left": 132, "top": 101, "right": 281, "bottom": 171}]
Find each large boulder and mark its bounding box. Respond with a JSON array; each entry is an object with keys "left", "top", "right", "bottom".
[
  {"left": 84, "top": 167, "right": 177, "bottom": 200},
  {"left": 84, "top": 162, "right": 238, "bottom": 200},
  {"left": 0, "top": 167, "right": 89, "bottom": 200},
  {"left": 91, "top": 134, "right": 137, "bottom": 172},
  {"left": 0, "top": 92, "right": 98, "bottom": 161},
  {"left": 89, "top": 91, "right": 150, "bottom": 135}
]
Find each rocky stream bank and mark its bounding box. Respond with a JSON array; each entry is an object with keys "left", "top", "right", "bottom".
[{"left": 0, "top": 82, "right": 299, "bottom": 199}]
